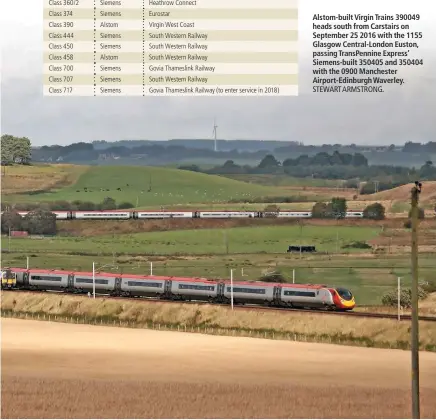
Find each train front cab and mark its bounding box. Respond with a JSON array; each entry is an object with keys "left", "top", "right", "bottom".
[
  {"left": 1, "top": 269, "right": 17, "bottom": 289},
  {"left": 330, "top": 287, "right": 355, "bottom": 310}
]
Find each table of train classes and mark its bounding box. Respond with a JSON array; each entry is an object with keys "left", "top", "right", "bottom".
[{"left": 43, "top": 0, "right": 298, "bottom": 97}]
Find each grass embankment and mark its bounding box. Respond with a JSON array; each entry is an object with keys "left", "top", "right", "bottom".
[
  {"left": 53, "top": 217, "right": 410, "bottom": 237},
  {"left": 4, "top": 165, "right": 288, "bottom": 206},
  {"left": 2, "top": 292, "right": 435, "bottom": 351}
]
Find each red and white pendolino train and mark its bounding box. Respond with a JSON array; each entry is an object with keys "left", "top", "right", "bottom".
[
  {"left": 4, "top": 210, "right": 365, "bottom": 220},
  {"left": 4, "top": 267, "right": 356, "bottom": 311}
]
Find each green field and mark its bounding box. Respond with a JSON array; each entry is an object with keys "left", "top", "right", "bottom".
[
  {"left": 221, "top": 174, "right": 346, "bottom": 188},
  {"left": 4, "top": 223, "right": 435, "bottom": 306},
  {"left": 3, "top": 225, "right": 380, "bottom": 255},
  {"left": 5, "top": 166, "right": 287, "bottom": 206}
]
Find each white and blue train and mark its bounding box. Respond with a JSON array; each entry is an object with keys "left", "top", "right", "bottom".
[{"left": 5, "top": 210, "right": 365, "bottom": 220}]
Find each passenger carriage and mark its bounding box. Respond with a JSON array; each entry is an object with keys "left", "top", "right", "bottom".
[
  {"left": 168, "top": 277, "right": 219, "bottom": 302},
  {"left": 74, "top": 211, "right": 131, "bottom": 220},
  {"left": 198, "top": 211, "right": 257, "bottom": 218},
  {"left": 222, "top": 281, "right": 275, "bottom": 305},
  {"left": 136, "top": 211, "right": 193, "bottom": 219},
  {"left": 279, "top": 284, "right": 331, "bottom": 309},
  {"left": 277, "top": 212, "right": 312, "bottom": 218},
  {"left": 120, "top": 273, "right": 167, "bottom": 297},
  {"left": 26, "top": 268, "right": 71, "bottom": 291},
  {"left": 72, "top": 271, "right": 117, "bottom": 293}
]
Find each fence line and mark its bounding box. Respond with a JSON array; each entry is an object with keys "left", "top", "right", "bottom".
[{"left": 1, "top": 309, "right": 434, "bottom": 352}]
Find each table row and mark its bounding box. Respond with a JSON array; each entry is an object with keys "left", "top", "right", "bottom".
[
  {"left": 43, "top": 74, "right": 299, "bottom": 84},
  {"left": 44, "top": 52, "right": 298, "bottom": 62},
  {"left": 44, "top": 63, "right": 298, "bottom": 74},
  {"left": 44, "top": 19, "right": 298, "bottom": 30},
  {"left": 43, "top": 0, "right": 299, "bottom": 9},
  {"left": 45, "top": 8, "right": 298, "bottom": 19},
  {"left": 44, "top": 30, "right": 298, "bottom": 41},
  {"left": 44, "top": 41, "right": 298, "bottom": 52},
  {"left": 43, "top": 84, "right": 298, "bottom": 96}
]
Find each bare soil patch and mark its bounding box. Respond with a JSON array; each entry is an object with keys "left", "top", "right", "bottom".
[{"left": 2, "top": 319, "right": 436, "bottom": 418}]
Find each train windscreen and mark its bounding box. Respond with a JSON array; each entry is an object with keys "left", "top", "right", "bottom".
[{"left": 336, "top": 288, "right": 353, "bottom": 300}]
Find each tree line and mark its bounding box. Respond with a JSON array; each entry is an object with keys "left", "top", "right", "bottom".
[
  {"left": 1, "top": 209, "right": 57, "bottom": 235},
  {"left": 194, "top": 153, "right": 436, "bottom": 192},
  {"left": 311, "top": 198, "right": 386, "bottom": 220},
  {"left": 31, "top": 141, "right": 268, "bottom": 164},
  {"left": 1, "top": 197, "right": 132, "bottom": 236},
  {"left": 27, "top": 137, "right": 436, "bottom": 167}
]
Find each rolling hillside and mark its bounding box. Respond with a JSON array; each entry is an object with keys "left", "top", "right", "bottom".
[
  {"left": 3, "top": 165, "right": 287, "bottom": 206},
  {"left": 365, "top": 182, "right": 436, "bottom": 205}
]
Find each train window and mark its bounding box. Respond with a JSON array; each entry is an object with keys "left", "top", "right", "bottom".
[
  {"left": 31, "top": 275, "right": 62, "bottom": 281},
  {"left": 178, "top": 284, "right": 214, "bottom": 291},
  {"left": 127, "top": 281, "right": 162, "bottom": 288},
  {"left": 75, "top": 278, "right": 109, "bottom": 285},
  {"left": 336, "top": 288, "right": 353, "bottom": 300},
  {"left": 82, "top": 213, "right": 127, "bottom": 217},
  {"left": 284, "top": 290, "right": 316, "bottom": 297},
  {"left": 226, "top": 287, "right": 266, "bottom": 294}
]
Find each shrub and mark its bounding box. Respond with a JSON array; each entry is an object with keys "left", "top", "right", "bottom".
[
  {"left": 381, "top": 286, "right": 428, "bottom": 308},
  {"left": 263, "top": 204, "right": 280, "bottom": 217},
  {"left": 49, "top": 200, "right": 72, "bottom": 210},
  {"left": 331, "top": 197, "right": 347, "bottom": 219},
  {"left": 342, "top": 241, "right": 372, "bottom": 249},
  {"left": 421, "top": 280, "right": 436, "bottom": 294},
  {"left": 80, "top": 201, "right": 97, "bottom": 211},
  {"left": 118, "top": 201, "right": 135, "bottom": 209},
  {"left": 363, "top": 202, "right": 385, "bottom": 220},
  {"left": 23, "top": 209, "right": 57, "bottom": 235},
  {"left": 101, "top": 197, "right": 117, "bottom": 210},
  {"left": 259, "top": 270, "right": 286, "bottom": 283},
  {"left": 13, "top": 202, "right": 40, "bottom": 211},
  {"left": 1, "top": 210, "right": 24, "bottom": 233}
]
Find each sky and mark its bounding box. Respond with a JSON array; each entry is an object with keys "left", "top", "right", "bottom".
[{"left": 0, "top": 0, "right": 435, "bottom": 146}]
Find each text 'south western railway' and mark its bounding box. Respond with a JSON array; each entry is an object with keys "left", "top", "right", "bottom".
[{"left": 312, "top": 13, "right": 424, "bottom": 93}]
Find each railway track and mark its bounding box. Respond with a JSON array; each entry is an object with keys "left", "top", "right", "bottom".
[{"left": 3, "top": 288, "right": 436, "bottom": 322}]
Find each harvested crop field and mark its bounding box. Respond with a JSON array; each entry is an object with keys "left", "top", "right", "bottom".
[
  {"left": 2, "top": 319, "right": 436, "bottom": 419},
  {"left": 1, "top": 164, "right": 86, "bottom": 195},
  {"left": 367, "top": 182, "right": 436, "bottom": 204}
]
